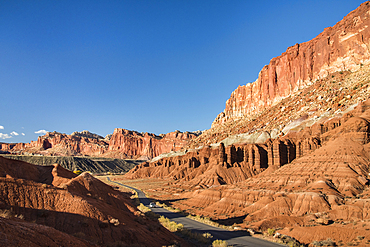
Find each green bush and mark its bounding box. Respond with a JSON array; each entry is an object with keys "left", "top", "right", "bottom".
[
  {"left": 212, "top": 239, "right": 228, "bottom": 247},
  {"left": 73, "top": 170, "right": 82, "bottom": 175},
  {"left": 158, "top": 216, "right": 183, "bottom": 232},
  {"left": 267, "top": 228, "right": 276, "bottom": 236},
  {"left": 137, "top": 203, "right": 150, "bottom": 213}
]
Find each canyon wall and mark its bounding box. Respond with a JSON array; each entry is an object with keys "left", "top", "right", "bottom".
[
  {"left": 108, "top": 128, "right": 198, "bottom": 159},
  {"left": 126, "top": 99, "right": 370, "bottom": 187},
  {"left": 213, "top": 1, "right": 370, "bottom": 127},
  {"left": 0, "top": 129, "right": 199, "bottom": 160}
]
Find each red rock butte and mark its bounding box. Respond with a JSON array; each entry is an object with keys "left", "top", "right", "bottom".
[{"left": 213, "top": 1, "right": 370, "bottom": 127}]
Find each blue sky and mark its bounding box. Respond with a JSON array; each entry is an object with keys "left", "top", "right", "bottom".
[{"left": 0, "top": 0, "right": 365, "bottom": 143}]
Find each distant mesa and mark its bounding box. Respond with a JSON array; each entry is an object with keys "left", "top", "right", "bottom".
[{"left": 0, "top": 128, "right": 202, "bottom": 160}]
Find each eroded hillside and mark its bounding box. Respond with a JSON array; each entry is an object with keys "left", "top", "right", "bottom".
[
  {"left": 123, "top": 2, "right": 370, "bottom": 245},
  {"left": 0, "top": 156, "right": 186, "bottom": 247}
]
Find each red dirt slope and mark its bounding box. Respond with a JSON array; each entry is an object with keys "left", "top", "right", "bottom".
[{"left": 0, "top": 156, "right": 185, "bottom": 247}]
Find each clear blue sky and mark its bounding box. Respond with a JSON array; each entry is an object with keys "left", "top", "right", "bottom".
[{"left": 0, "top": 0, "right": 365, "bottom": 143}]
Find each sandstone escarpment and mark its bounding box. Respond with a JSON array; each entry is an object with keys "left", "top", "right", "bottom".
[
  {"left": 108, "top": 128, "right": 199, "bottom": 159},
  {"left": 126, "top": 99, "right": 370, "bottom": 190},
  {"left": 121, "top": 3, "right": 370, "bottom": 245},
  {"left": 188, "top": 59, "right": 370, "bottom": 150},
  {"left": 1, "top": 129, "right": 199, "bottom": 160},
  {"left": 125, "top": 139, "right": 296, "bottom": 187},
  {"left": 126, "top": 100, "right": 370, "bottom": 245},
  {"left": 212, "top": 1, "right": 370, "bottom": 128}
]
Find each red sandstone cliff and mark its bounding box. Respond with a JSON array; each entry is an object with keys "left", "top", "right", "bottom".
[
  {"left": 0, "top": 129, "right": 199, "bottom": 160},
  {"left": 213, "top": 1, "right": 370, "bottom": 127},
  {"left": 123, "top": 4, "right": 370, "bottom": 245},
  {"left": 126, "top": 99, "right": 370, "bottom": 187},
  {"left": 108, "top": 128, "right": 198, "bottom": 159}
]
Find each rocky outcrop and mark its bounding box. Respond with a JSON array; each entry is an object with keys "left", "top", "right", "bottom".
[
  {"left": 108, "top": 128, "right": 199, "bottom": 160},
  {"left": 24, "top": 131, "right": 109, "bottom": 157},
  {"left": 1, "top": 129, "right": 200, "bottom": 159},
  {"left": 131, "top": 99, "right": 370, "bottom": 246},
  {"left": 123, "top": 3, "right": 370, "bottom": 245},
  {"left": 0, "top": 156, "right": 187, "bottom": 246},
  {"left": 188, "top": 57, "right": 370, "bottom": 150},
  {"left": 70, "top": 130, "right": 104, "bottom": 140},
  {"left": 126, "top": 140, "right": 295, "bottom": 187},
  {"left": 212, "top": 1, "right": 370, "bottom": 127},
  {"left": 126, "top": 99, "right": 370, "bottom": 189}
]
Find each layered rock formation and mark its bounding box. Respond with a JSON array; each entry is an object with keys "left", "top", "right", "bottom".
[
  {"left": 108, "top": 128, "right": 198, "bottom": 160},
  {"left": 124, "top": 98, "right": 370, "bottom": 245},
  {"left": 0, "top": 129, "right": 200, "bottom": 160},
  {"left": 213, "top": 1, "right": 370, "bottom": 127},
  {"left": 126, "top": 99, "right": 370, "bottom": 187},
  {"left": 126, "top": 140, "right": 295, "bottom": 187},
  {"left": 0, "top": 156, "right": 186, "bottom": 246},
  {"left": 122, "top": 3, "right": 370, "bottom": 245}
]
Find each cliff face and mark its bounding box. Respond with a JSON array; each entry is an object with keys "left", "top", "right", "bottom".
[
  {"left": 125, "top": 101, "right": 370, "bottom": 246},
  {"left": 126, "top": 99, "right": 370, "bottom": 187},
  {"left": 124, "top": 4, "right": 370, "bottom": 245},
  {"left": 108, "top": 128, "right": 198, "bottom": 159},
  {"left": 213, "top": 1, "right": 370, "bottom": 127},
  {"left": 1, "top": 129, "right": 199, "bottom": 160}
]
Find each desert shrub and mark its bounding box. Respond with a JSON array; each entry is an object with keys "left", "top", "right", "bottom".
[
  {"left": 0, "top": 209, "right": 24, "bottom": 220},
  {"left": 158, "top": 216, "right": 215, "bottom": 244},
  {"left": 158, "top": 216, "right": 183, "bottom": 232},
  {"left": 109, "top": 218, "right": 120, "bottom": 226},
  {"left": 137, "top": 203, "right": 150, "bottom": 213},
  {"left": 203, "top": 232, "right": 213, "bottom": 239},
  {"left": 0, "top": 209, "right": 13, "bottom": 219},
  {"left": 156, "top": 202, "right": 182, "bottom": 213},
  {"left": 73, "top": 170, "right": 82, "bottom": 175},
  {"left": 16, "top": 214, "right": 24, "bottom": 220},
  {"left": 267, "top": 228, "right": 276, "bottom": 236},
  {"left": 212, "top": 239, "right": 228, "bottom": 247}
]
